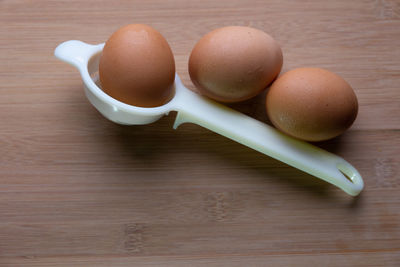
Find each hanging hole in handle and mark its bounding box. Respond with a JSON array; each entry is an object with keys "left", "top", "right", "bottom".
[{"left": 336, "top": 163, "right": 356, "bottom": 183}]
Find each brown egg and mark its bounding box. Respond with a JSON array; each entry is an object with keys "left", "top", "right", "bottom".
[
  {"left": 266, "top": 68, "right": 358, "bottom": 142},
  {"left": 188, "top": 26, "right": 283, "bottom": 103},
  {"left": 99, "top": 24, "right": 175, "bottom": 107}
]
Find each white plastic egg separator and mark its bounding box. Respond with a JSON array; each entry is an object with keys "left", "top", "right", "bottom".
[{"left": 55, "top": 40, "right": 364, "bottom": 196}]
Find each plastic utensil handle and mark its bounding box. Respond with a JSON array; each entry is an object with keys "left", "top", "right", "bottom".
[
  {"left": 54, "top": 40, "right": 103, "bottom": 71},
  {"left": 172, "top": 88, "right": 363, "bottom": 196}
]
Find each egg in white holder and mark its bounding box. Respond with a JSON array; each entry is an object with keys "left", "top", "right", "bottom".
[{"left": 55, "top": 40, "right": 364, "bottom": 196}]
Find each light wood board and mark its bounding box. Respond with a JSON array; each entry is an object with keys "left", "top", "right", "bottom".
[{"left": 0, "top": 0, "right": 399, "bottom": 266}]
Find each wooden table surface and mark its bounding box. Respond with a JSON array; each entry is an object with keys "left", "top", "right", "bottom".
[{"left": 1, "top": 0, "right": 400, "bottom": 266}]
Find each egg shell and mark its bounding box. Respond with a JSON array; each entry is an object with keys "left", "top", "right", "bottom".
[
  {"left": 266, "top": 68, "right": 358, "bottom": 142},
  {"left": 189, "top": 26, "right": 283, "bottom": 103},
  {"left": 99, "top": 24, "right": 175, "bottom": 107}
]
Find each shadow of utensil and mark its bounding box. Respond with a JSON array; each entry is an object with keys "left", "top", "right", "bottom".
[
  {"left": 311, "top": 134, "right": 346, "bottom": 155},
  {"left": 104, "top": 113, "right": 347, "bottom": 201},
  {"left": 64, "top": 80, "right": 359, "bottom": 203}
]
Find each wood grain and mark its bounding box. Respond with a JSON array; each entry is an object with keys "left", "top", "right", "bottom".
[{"left": 1, "top": 0, "right": 399, "bottom": 266}]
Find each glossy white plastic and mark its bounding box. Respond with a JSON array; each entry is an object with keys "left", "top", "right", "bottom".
[{"left": 54, "top": 40, "right": 364, "bottom": 196}]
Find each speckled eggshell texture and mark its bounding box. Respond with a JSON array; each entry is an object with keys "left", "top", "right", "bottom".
[
  {"left": 266, "top": 67, "right": 358, "bottom": 142},
  {"left": 99, "top": 24, "right": 175, "bottom": 107},
  {"left": 189, "top": 26, "right": 283, "bottom": 103}
]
